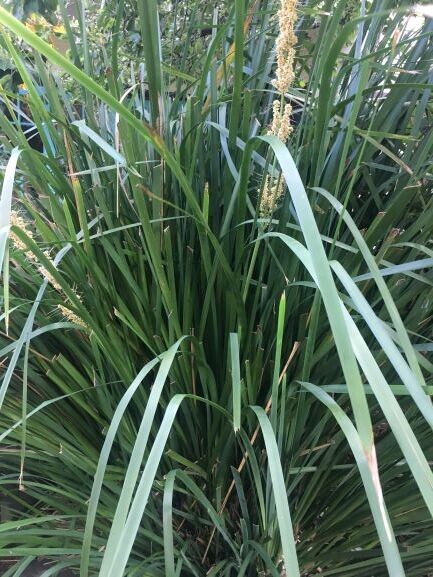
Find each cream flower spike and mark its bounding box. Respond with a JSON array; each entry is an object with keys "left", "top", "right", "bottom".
[
  {"left": 9, "top": 211, "right": 36, "bottom": 258},
  {"left": 260, "top": 0, "right": 297, "bottom": 219},
  {"left": 273, "top": 0, "right": 297, "bottom": 95}
]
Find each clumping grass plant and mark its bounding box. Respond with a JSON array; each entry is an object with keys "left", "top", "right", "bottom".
[{"left": 0, "top": 0, "right": 433, "bottom": 575}]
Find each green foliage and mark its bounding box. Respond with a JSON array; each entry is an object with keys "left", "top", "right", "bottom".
[{"left": 0, "top": 1, "right": 432, "bottom": 576}]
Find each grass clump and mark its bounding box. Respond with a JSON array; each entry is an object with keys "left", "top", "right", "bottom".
[{"left": 0, "top": 1, "right": 433, "bottom": 576}]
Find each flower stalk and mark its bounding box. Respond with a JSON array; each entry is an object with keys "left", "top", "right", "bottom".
[{"left": 260, "top": 0, "right": 297, "bottom": 218}]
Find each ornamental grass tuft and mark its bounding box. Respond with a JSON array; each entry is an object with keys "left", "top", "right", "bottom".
[{"left": 0, "top": 1, "right": 432, "bottom": 576}]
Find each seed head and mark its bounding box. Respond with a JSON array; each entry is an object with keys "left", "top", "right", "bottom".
[
  {"left": 259, "top": 174, "right": 285, "bottom": 219},
  {"left": 268, "top": 99, "right": 293, "bottom": 143},
  {"left": 58, "top": 304, "right": 87, "bottom": 329},
  {"left": 273, "top": 0, "right": 298, "bottom": 95},
  {"left": 9, "top": 211, "right": 35, "bottom": 258}
]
